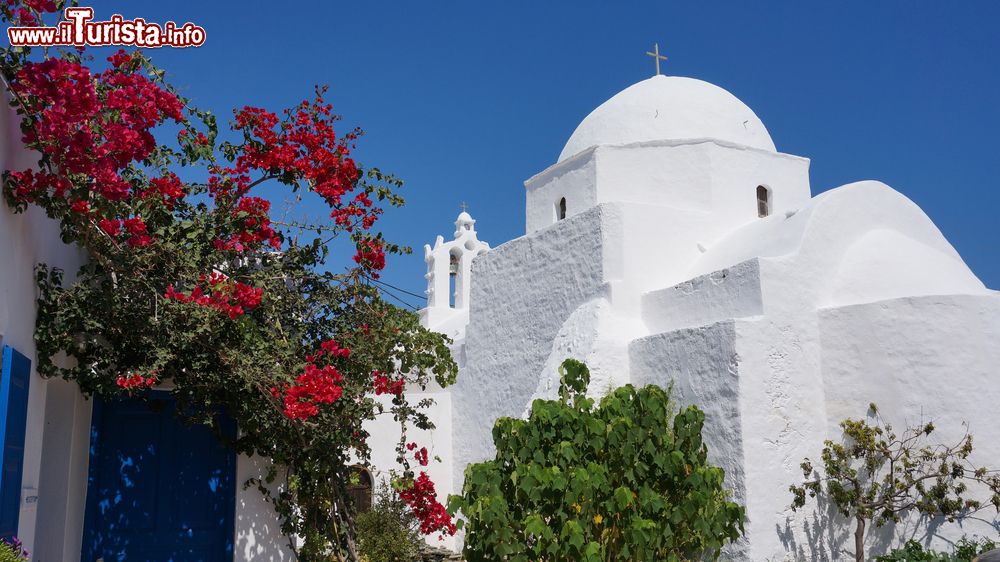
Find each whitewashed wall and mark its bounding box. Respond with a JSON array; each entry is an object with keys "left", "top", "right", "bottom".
[{"left": 451, "top": 205, "right": 613, "bottom": 491}]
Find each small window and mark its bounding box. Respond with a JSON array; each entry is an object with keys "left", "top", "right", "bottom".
[
  {"left": 756, "top": 186, "right": 770, "bottom": 218},
  {"left": 556, "top": 197, "right": 567, "bottom": 221},
  {"left": 448, "top": 250, "right": 460, "bottom": 308},
  {"left": 346, "top": 466, "right": 373, "bottom": 514}
]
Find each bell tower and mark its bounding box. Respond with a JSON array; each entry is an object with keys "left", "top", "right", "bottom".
[{"left": 420, "top": 209, "right": 490, "bottom": 338}]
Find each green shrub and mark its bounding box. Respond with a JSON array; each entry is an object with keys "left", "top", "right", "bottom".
[
  {"left": 0, "top": 538, "right": 28, "bottom": 562},
  {"left": 875, "top": 537, "right": 998, "bottom": 562},
  {"left": 450, "top": 359, "right": 745, "bottom": 562},
  {"left": 356, "top": 484, "right": 422, "bottom": 562}
]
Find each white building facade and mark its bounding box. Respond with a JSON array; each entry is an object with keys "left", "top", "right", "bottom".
[{"left": 418, "top": 75, "right": 1000, "bottom": 560}]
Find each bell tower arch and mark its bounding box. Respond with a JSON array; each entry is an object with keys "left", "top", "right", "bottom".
[{"left": 420, "top": 210, "right": 490, "bottom": 338}]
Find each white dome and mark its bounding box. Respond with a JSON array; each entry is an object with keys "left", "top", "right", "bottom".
[{"left": 558, "top": 75, "right": 775, "bottom": 162}]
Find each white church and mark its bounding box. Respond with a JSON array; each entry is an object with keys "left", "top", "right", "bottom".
[
  {"left": 0, "top": 60, "right": 996, "bottom": 562},
  {"left": 393, "top": 71, "right": 1000, "bottom": 560}
]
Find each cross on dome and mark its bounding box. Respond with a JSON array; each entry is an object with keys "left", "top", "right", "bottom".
[{"left": 646, "top": 42, "right": 668, "bottom": 76}]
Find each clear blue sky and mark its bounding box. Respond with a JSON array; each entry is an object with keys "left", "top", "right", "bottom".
[{"left": 52, "top": 2, "right": 1000, "bottom": 303}]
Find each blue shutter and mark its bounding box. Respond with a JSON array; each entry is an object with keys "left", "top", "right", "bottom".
[{"left": 0, "top": 346, "right": 31, "bottom": 539}]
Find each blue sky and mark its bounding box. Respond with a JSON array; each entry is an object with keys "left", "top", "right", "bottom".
[{"left": 38, "top": 2, "right": 1000, "bottom": 303}]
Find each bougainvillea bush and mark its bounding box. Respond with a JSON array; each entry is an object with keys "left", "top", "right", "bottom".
[
  {"left": 0, "top": 2, "right": 456, "bottom": 560},
  {"left": 0, "top": 538, "right": 28, "bottom": 562},
  {"left": 450, "top": 359, "right": 745, "bottom": 562}
]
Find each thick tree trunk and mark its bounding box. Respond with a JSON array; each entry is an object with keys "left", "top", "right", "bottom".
[{"left": 854, "top": 515, "right": 866, "bottom": 562}]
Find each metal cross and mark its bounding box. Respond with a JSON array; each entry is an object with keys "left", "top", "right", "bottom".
[
  {"left": 459, "top": 201, "right": 469, "bottom": 213},
  {"left": 646, "top": 43, "right": 668, "bottom": 76}
]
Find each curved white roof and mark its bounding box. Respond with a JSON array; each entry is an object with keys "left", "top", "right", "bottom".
[
  {"left": 558, "top": 75, "right": 775, "bottom": 162},
  {"left": 687, "top": 181, "right": 987, "bottom": 307}
]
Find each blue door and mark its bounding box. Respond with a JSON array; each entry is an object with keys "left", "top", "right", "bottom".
[
  {"left": 0, "top": 346, "right": 31, "bottom": 540},
  {"left": 82, "top": 393, "right": 236, "bottom": 562}
]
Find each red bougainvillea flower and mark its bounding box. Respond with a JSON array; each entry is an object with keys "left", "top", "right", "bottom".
[
  {"left": 282, "top": 364, "right": 344, "bottom": 420},
  {"left": 97, "top": 218, "right": 122, "bottom": 238},
  {"left": 146, "top": 173, "right": 185, "bottom": 208},
  {"left": 353, "top": 238, "right": 386, "bottom": 278},
  {"left": 214, "top": 196, "right": 282, "bottom": 252},
  {"left": 405, "top": 442, "right": 429, "bottom": 466},
  {"left": 5, "top": 51, "right": 184, "bottom": 250},
  {"left": 123, "top": 217, "right": 152, "bottom": 247},
  {"left": 116, "top": 372, "right": 157, "bottom": 390},
  {"left": 5, "top": 169, "right": 68, "bottom": 202},
  {"left": 107, "top": 49, "right": 136, "bottom": 70},
  {"left": 221, "top": 94, "right": 378, "bottom": 236},
  {"left": 21, "top": 0, "right": 57, "bottom": 13},
  {"left": 373, "top": 371, "right": 405, "bottom": 396},
  {"left": 269, "top": 339, "right": 351, "bottom": 420},
  {"left": 164, "top": 272, "right": 264, "bottom": 320},
  {"left": 397, "top": 472, "right": 456, "bottom": 537},
  {"left": 70, "top": 200, "right": 90, "bottom": 214}
]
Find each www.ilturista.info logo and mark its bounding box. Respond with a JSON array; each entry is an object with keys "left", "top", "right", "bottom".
[{"left": 7, "top": 7, "right": 205, "bottom": 47}]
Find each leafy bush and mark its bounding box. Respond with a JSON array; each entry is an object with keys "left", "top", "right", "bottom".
[
  {"left": 450, "top": 359, "right": 745, "bottom": 562},
  {"left": 791, "top": 403, "right": 1000, "bottom": 562},
  {"left": 874, "top": 537, "right": 998, "bottom": 562},
  {"left": 356, "top": 485, "right": 422, "bottom": 562},
  {"left": 0, "top": 538, "right": 28, "bottom": 562}
]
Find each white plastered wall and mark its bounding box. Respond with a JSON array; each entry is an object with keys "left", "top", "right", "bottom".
[
  {"left": 364, "top": 383, "right": 456, "bottom": 550},
  {"left": 526, "top": 139, "right": 810, "bottom": 237},
  {"left": 450, "top": 205, "right": 615, "bottom": 491}
]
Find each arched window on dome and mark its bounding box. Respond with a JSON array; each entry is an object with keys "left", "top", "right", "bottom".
[
  {"left": 756, "top": 186, "right": 770, "bottom": 218},
  {"left": 556, "top": 197, "right": 567, "bottom": 221},
  {"left": 346, "top": 465, "right": 373, "bottom": 514}
]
